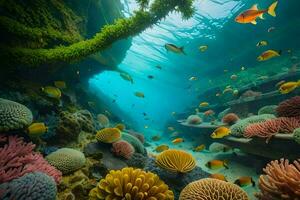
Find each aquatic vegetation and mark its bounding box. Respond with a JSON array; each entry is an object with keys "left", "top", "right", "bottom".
[
  {"left": 0, "top": 172, "right": 57, "bottom": 200},
  {"left": 222, "top": 113, "right": 239, "bottom": 125},
  {"left": 46, "top": 148, "right": 86, "bottom": 175},
  {"left": 89, "top": 167, "right": 174, "bottom": 200},
  {"left": 121, "top": 132, "right": 145, "bottom": 154},
  {"left": 155, "top": 149, "right": 196, "bottom": 173},
  {"left": 111, "top": 140, "right": 134, "bottom": 159},
  {"left": 258, "top": 105, "right": 278, "bottom": 115},
  {"left": 0, "top": 98, "right": 33, "bottom": 132},
  {"left": 293, "top": 128, "right": 300, "bottom": 144},
  {"left": 0, "top": 134, "right": 62, "bottom": 184},
  {"left": 179, "top": 178, "right": 249, "bottom": 200},
  {"left": 276, "top": 96, "right": 300, "bottom": 117},
  {"left": 115, "top": 123, "right": 126, "bottom": 131},
  {"left": 256, "top": 158, "right": 300, "bottom": 200},
  {"left": 95, "top": 128, "right": 121, "bottom": 143},
  {"left": 186, "top": 115, "right": 202, "bottom": 125}
]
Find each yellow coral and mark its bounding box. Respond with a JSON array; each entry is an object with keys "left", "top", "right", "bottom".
[
  {"left": 179, "top": 178, "right": 249, "bottom": 200},
  {"left": 155, "top": 149, "right": 196, "bottom": 173},
  {"left": 95, "top": 128, "right": 121, "bottom": 143},
  {"left": 89, "top": 167, "right": 174, "bottom": 200},
  {"left": 115, "top": 123, "right": 126, "bottom": 131}
]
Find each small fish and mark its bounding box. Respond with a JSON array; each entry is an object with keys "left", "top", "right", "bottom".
[
  {"left": 257, "top": 50, "right": 281, "bottom": 61},
  {"left": 204, "top": 110, "right": 215, "bottom": 116},
  {"left": 223, "top": 88, "right": 233, "bottom": 94},
  {"left": 234, "top": 176, "right": 255, "bottom": 187},
  {"left": 235, "top": 1, "right": 278, "bottom": 25},
  {"left": 172, "top": 138, "right": 184, "bottom": 144},
  {"left": 41, "top": 86, "right": 61, "bottom": 99},
  {"left": 54, "top": 81, "right": 67, "bottom": 89},
  {"left": 155, "top": 144, "right": 169, "bottom": 152},
  {"left": 279, "top": 81, "right": 300, "bottom": 94},
  {"left": 256, "top": 41, "right": 268, "bottom": 47},
  {"left": 211, "top": 127, "right": 231, "bottom": 139},
  {"left": 27, "top": 122, "right": 48, "bottom": 137},
  {"left": 241, "top": 66, "right": 246, "bottom": 71},
  {"left": 193, "top": 144, "right": 206, "bottom": 152},
  {"left": 151, "top": 135, "right": 161, "bottom": 141},
  {"left": 189, "top": 76, "right": 197, "bottom": 81},
  {"left": 156, "top": 65, "right": 162, "bottom": 70},
  {"left": 216, "top": 93, "right": 221, "bottom": 97},
  {"left": 171, "top": 112, "right": 176, "bottom": 116},
  {"left": 275, "top": 80, "right": 285, "bottom": 87},
  {"left": 223, "top": 69, "right": 228, "bottom": 73},
  {"left": 144, "top": 125, "right": 149, "bottom": 129},
  {"left": 206, "top": 160, "right": 229, "bottom": 170},
  {"left": 209, "top": 173, "right": 227, "bottom": 182},
  {"left": 165, "top": 43, "right": 186, "bottom": 55},
  {"left": 199, "top": 45, "right": 208, "bottom": 52},
  {"left": 233, "top": 89, "right": 239, "bottom": 96},
  {"left": 199, "top": 102, "right": 209, "bottom": 107},
  {"left": 268, "top": 26, "right": 275, "bottom": 32},
  {"left": 76, "top": 70, "right": 80, "bottom": 75},
  {"left": 134, "top": 92, "right": 145, "bottom": 98},
  {"left": 230, "top": 74, "right": 238, "bottom": 80},
  {"left": 148, "top": 75, "right": 154, "bottom": 79},
  {"left": 168, "top": 127, "right": 175, "bottom": 131},
  {"left": 120, "top": 73, "right": 133, "bottom": 84}
]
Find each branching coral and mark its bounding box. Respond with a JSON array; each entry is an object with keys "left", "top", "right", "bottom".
[
  {"left": 277, "top": 96, "right": 300, "bottom": 117},
  {"left": 0, "top": 134, "right": 62, "bottom": 183},
  {"left": 179, "top": 178, "right": 249, "bottom": 200},
  {"left": 95, "top": 128, "right": 121, "bottom": 143},
  {"left": 89, "top": 167, "right": 174, "bottom": 200},
  {"left": 111, "top": 140, "right": 134, "bottom": 160},
  {"left": 155, "top": 149, "right": 196, "bottom": 173},
  {"left": 256, "top": 158, "right": 300, "bottom": 200},
  {"left": 222, "top": 113, "right": 239, "bottom": 125}
]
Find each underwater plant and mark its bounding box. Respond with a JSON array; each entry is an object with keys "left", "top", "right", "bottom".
[
  {"left": 155, "top": 149, "right": 196, "bottom": 173},
  {"left": 95, "top": 127, "right": 121, "bottom": 143},
  {"left": 276, "top": 96, "right": 300, "bottom": 117},
  {"left": 179, "top": 178, "right": 249, "bottom": 200},
  {"left": 89, "top": 167, "right": 174, "bottom": 200},
  {"left": 111, "top": 140, "right": 134, "bottom": 159},
  {"left": 222, "top": 113, "right": 239, "bottom": 125}
]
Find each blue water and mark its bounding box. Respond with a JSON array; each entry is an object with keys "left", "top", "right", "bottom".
[{"left": 89, "top": 0, "right": 300, "bottom": 131}]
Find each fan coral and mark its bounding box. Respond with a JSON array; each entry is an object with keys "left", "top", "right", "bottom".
[
  {"left": 89, "top": 167, "right": 174, "bottom": 200},
  {"left": 222, "top": 113, "right": 239, "bottom": 125},
  {"left": 46, "top": 148, "right": 86, "bottom": 175},
  {"left": 179, "top": 178, "right": 249, "bottom": 200},
  {"left": 97, "top": 114, "right": 109, "bottom": 127},
  {"left": 96, "top": 128, "right": 121, "bottom": 143},
  {"left": 0, "top": 98, "right": 33, "bottom": 132},
  {"left": 115, "top": 123, "right": 126, "bottom": 131},
  {"left": 186, "top": 115, "right": 202, "bottom": 125},
  {"left": 277, "top": 96, "right": 300, "bottom": 117},
  {"left": 0, "top": 172, "right": 57, "bottom": 200},
  {"left": 156, "top": 149, "right": 196, "bottom": 173},
  {"left": 0, "top": 134, "right": 61, "bottom": 183},
  {"left": 293, "top": 128, "right": 300, "bottom": 144},
  {"left": 258, "top": 105, "right": 278, "bottom": 115},
  {"left": 121, "top": 132, "right": 145, "bottom": 154},
  {"left": 256, "top": 158, "right": 300, "bottom": 200},
  {"left": 111, "top": 140, "right": 134, "bottom": 159}
]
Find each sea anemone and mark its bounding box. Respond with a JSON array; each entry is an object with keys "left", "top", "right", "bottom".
[
  {"left": 222, "top": 113, "right": 239, "bottom": 125},
  {"left": 276, "top": 96, "right": 300, "bottom": 117},
  {"left": 111, "top": 140, "right": 134, "bottom": 159},
  {"left": 186, "top": 115, "right": 202, "bottom": 125}
]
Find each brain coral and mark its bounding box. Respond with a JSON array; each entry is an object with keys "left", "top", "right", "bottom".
[
  {"left": 258, "top": 105, "right": 278, "bottom": 115},
  {"left": 186, "top": 115, "right": 202, "bottom": 125},
  {"left": 46, "top": 148, "right": 86, "bottom": 175},
  {"left": 277, "top": 96, "right": 300, "bottom": 117},
  {"left": 156, "top": 149, "right": 196, "bottom": 173},
  {"left": 89, "top": 167, "right": 174, "bottom": 200},
  {"left": 0, "top": 172, "right": 57, "bottom": 200},
  {"left": 293, "top": 128, "right": 300, "bottom": 144},
  {"left": 179, "top": 178, "right": 249, "bottom": 200},
  {"left": 111, "top": 140, "right": 134, "bottom": 159},
  {"left": 0, "top": 98, "right": 33, "bottom": 132},
  {"left": 121, "top": 132, "right": 145, "bottom": 154},
  {"left": 96, "top": 128, "right": 121, "bottom": 143},
  {"left": 222, "top": 113, "right": 239, "bottom": 125}
]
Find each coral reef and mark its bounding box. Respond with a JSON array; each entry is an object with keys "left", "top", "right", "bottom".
[
  {"left": 89, "top": 167, "right": 174, "bottom": 200},
  {"left": 0, "top": 98, "right": 33, "bottom": 132},
  {"left": 293, "top": 128, "right": 300, "bottom": 144},
  {"left": 179, "top": 178, "right": 249, "bottom": 200},
  {"left": 0, "top": 134, "right": 61, "bottom": 183},
  {"left": 125, "top": 153, "right": 148, "bottom": 168},
  {"left": 155, "top": 149, "right": 196, "bottom": 173},
  {"left": 121, "top": 132, "right": 145, "bottom": 154},
  {"left": 111, "top": 140, "right": 134, "bottom": 159},
  {"left": 95, "top": 128, "right": 121, "bottom": 143},
  {"left": 256, "top": 158, "right": 300, "bottom": 200},
  {"left": 0, "top": 172, "right": 57, "bottom": 200},
  {"left": 277, "top": 96, "right": 300, "bottom": 117},
  {"left": 222, "top": 113, "right": 239, "bottom": 125},
  {"left": 186, "top": 115, "right": 202, "bottom": 125},
  {"left": 46, "top": 148, "right": 86, "bottom": 175},
  {"left": 258, "top": 105, "right": 278, "bottom": 115}
]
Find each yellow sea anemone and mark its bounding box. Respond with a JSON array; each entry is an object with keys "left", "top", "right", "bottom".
[
  {"left": 155, "top": 149, "right": 196, "bottom": 173},
  {"left": 95, "top": 128, "right": 121, "bottom": 143},
  {"left": 89, "top": 167, "right": 174, "bottom": 200}
]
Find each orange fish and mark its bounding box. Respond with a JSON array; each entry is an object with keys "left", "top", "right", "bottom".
[
  {"left": 172, "top": 138, "right": 184, "bottom": 144},
  {"left": 209, "top": 173, "right": 227, "bottom": 182},
  {"left": 235, "top": 1, "right": 278, "bottom": 25},
  {"left": 204, "top": 110, "right": 215, "bottom": 116},
  {"left": 234, "top": 176, "right": 255, "bottom": 187},
  {"left": 257, "top": 50, "right": 281, "bottom": 61},
  {"left": 206, "top": 160, "right": 229, "bottom": 170}
]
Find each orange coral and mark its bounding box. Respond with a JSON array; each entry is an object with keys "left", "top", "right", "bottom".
[
  {"left": 95, "top": 128, "right": 121, "bottom": 143},
  {"left": 155, "top": 149, "right": 196, "bottom": 173},
  {"left": 179, "top": 178, "right": 249, "bottom": 200}
]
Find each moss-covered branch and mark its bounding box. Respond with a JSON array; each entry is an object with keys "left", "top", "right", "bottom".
[{"left": 1, "top": 0, "right": 195, "bottom": 67}]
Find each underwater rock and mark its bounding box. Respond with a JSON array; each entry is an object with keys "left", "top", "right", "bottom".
[
  {"left": 293, "top": 128, "right": 300, "bottom": 144},
  {"left": 0, "top": 172, "right": 57, "bottom": 200},
  {"left": 258, "top": 105, "right": 278, "bottom": 115},
  {"left": 121, "top": 132, "right": 146, "bottom": 154},
  {"left": 186, "top": 115, "right": 202, "bottom": 125},
  {"left": 277, "top": 96, "right": 300, "bottom": 117},
  {"left": 125, "top": 153, "right": 148, "bottom": 169},
  {"left": 0, "top": 98, "right": 33, "bottom": 132}
]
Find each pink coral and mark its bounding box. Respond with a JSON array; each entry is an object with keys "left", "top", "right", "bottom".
[
  {"left": 222, "top": 113, "right": 239, "bottom": 125},
  {"left": 256, "top": 158, "right": 300, "bottom": 200},
  {"left": 0, "top": 134, "right": 62, "bottom": 184},
  {"left": 277, "top": 96, "right": 300, "bottom": 117},
  {"left": 243, "top": 117, "right": 300, "bottom": 143},
  {"left": 111, "top": 140, "right": 134, "bottom": 159}
]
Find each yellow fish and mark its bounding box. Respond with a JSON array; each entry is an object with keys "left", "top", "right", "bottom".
[
  {"left": 155, "top": 144, "right": 169, "bottom": 152},
  {"left": 193, "top": 144, "right": 206, "bottom": 152},
  {"left": 256, "top": 41, "right": 268, "bottom": 47},
  {"left": 199, "top": 45, "right": 208, "bottom": 52},
  {"left": 279, "top": 81, "right": 300, "bottom": 94},
  {"left": 165, "top": 43, "right": 186, "bottom": 55},
  {"left": 211, "top": 126, "right": 231, "bottom": 139},
  {"left": 234, "top": 176, "right": 255, "bottom": 187},
  {"left": 172, "top": 138, "right": 184, "bottom": 144},
  {"left": 257, "top": 50, "right": 281, "bottom": 61},
  {"left": 54, "top": 81, "right": 67, "bottom": 89},
  {"left": 206, "top": 160, "right": 229, "bottom": 170},
  {"left": 134, "top": 92, "right": 145, "bottom": 98},
  {"left": 120, "top": 73, "right": 133, "bottom": 84},
  {"left": 41, "top": 86, "right": 61, "bottom": 99},
  {"left": 199, "top": 102, "right": 209, "bottom": 107},
  {"left": 209, "top": 173, "right": 227, "bottom": 182},
  {"left": 27, "top": 123, "right": 48, "bottom": 137}
]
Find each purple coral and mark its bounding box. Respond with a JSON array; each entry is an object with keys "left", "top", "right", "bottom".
[{"left": 0, "top": 134, "right": 62, "bottom": 184}]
